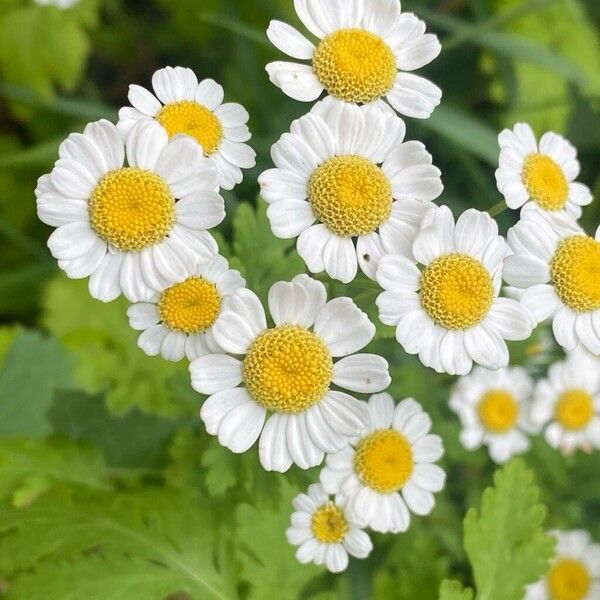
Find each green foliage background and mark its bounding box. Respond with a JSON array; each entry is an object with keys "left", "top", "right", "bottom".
[{"left": 0, "top": 0, "right": 599, "bottom": 598}]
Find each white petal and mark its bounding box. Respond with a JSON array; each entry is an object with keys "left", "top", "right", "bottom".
[
  {"left": 126, "top": 120, "right": 169, "bottom": 171},
  {"left": 332, "top": 354, "right": 390, "bottom": 393},
  {"left": 214, "top": 102, "right": 249, "bottom": 128},
  {"left": 412, "top": 434, "right": 444, "bottom": 462},
  {"left": 323, "top": 236, "right": 358, "bottom": 284},
  {"left": 259, "top": 168, "right": 308, "bottom": 204},
  {"left": 465, "top": 325, "right": 509, "bottom": 371},
  {"left": 128, "top": 84, "right": 162, "bottom": 116},
  {"left": 88, "top": 252, "right": 124, "bottom": 302},
  {"left": 356, "top": 232, "right": 385, "bottom": 280},
  {"left": 395, "top": 32, "right": 441, "bottom": 71},
  {"left": 127, "top": 302, "right": 159, "bottom": 330},
  {"left": 387, "top": 73, "right": 442, "bottom": 119},
  {"left": 195, "top": 79, "right": 224, "bottom": 110},
  {"left": 50, "top": 158, "right": 97, "bottom": 200},
  {"left": 48, "top": 222, "right": 98, "bottom": 261},
  {"left": 152, "top": 66, "right": 197, "bottom": 104},
  {"left": 119, "top": 253, "right": 155, "bottom": 302},
  {"left": 402, "top": 482, "right": 435, "bottom": 515},
  {"left": 267, "top": 20, "right": 315, "bottom": 59},
  {"left": 160, "top": 331, "right": 187, "bottom": 361},
  {"left": 59, "top": 132, "right": 109, "bottom": 180},
  {"left": 137, "top": 324, "right": 169, "bottom": 356},
  {"left": 267, "top": 199, "right": 315, "bottom": 239},
  {"left": 368, "top": 393, "right": 395, "bottom": 429},
  {"left": 268, "top": 278, "right": 325, "bottom": 328},
  {"left": 325, "top": 544, "right": 349, "bottom": 573},
  {"left": 265, "top": 61, "right": 323, "bottom": 102},
  {"left": 155, "top": 135, "right": 206, "bottom": 185},
  {"left": 175, "top": 192, "right": 225, "bottom": 230},
  {"left": 190, "top": 354, "right": 243, "bottom": 395},
  {"left": 287, "top": 413, "right": 325, "bottom": 469},
  {"left": 320, "top": 391, "right": 369, "bottom": 438},
  {"left": 297, "top": 224, "right": 330, "bottom": 274},
  {"left": 342, "top": 528, "right": 372, "bottom": 559},
  {"left": 553, "top": 307, "right": 579, "bottom": 351},
  {"left": 411, "top": 463, "right": 446, "bottom": 492},
  {"left": 486, "top": 297, "right": 534, "bottom": 340},
  {"left": 412, "top": 205, "right": 455, "bottom": 265},
  {"left": 376, "top": 254, "right": 420, "bottom": 292},
  {"left": 259, "top": 414, "right": 294, "bottom": 472}
]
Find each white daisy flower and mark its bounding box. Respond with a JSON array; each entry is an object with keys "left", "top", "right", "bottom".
[
  {"left": 376, "top": 205, "right": 535, "bottom": 375},
  {"left": 530, "top": 348, "right": 600, "bottom": 454},
  {"left": 36, "top": 119, "right": 223, "bottom": 303},
  {"left": 495, "top": 122, "right": 592, "bottom": 218},
  {"left": 320, "top": 393, "right": 445, "bottom": 533},
  {"left": 449, "top": 366, "right": 536, "bottom": 464},
  {"left": 35, "top": 0, "right": 78, "bottom": 8},
  {"left": 127, "top": 254, "right": 245, "bottom": 362},
  {"left": 504, "top": 207, "right": 600, "bottom": 356},
  {"left": 117, "top": 66, "right": 256, "bottom": 191},
  {"left": 287, "top": 483, "right": 373, "bottom": 573},
  {"left": 525, "top": 530, "right": 600, "bottom": 600},
  {"left": 259, "top": 98, "right": 443, "bottom": 283},
  {"left": 189, "top": 274, "right": 391, "bottom": 471},
  {"left": 266, "top": 0, "right": 442, "bottom": 119}
]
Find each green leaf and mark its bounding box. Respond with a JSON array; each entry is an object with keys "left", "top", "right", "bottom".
[
  {"left": 463, "top": 459, "right": 555, "bottom": 600},
  {"left": 0, "top": 329, "right": 72, "bottom": 438},
  {"left": 0, "top": 488, "right": 237, "bottom": 600},
  {"left": 438, "top": 580, "right": 474, "bottom": 600}
]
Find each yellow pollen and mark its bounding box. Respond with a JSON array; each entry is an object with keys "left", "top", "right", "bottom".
[
  {"left": 554, "top": 389, "right": 595, "bottom": 431},
  {"left": 313, "top": 29, "right": 397, "bottom": 104},
  {"left": 308, "top": 155, "right": 392, "bottom": 238},
  {"left": 547, "top": 558, "right": 591, "bottom": 600},
  {"left": 420, "top": 254, "right": 494, "bottom": 330},
  {"left": 243, "top": 325, "right": 333, "bottom": 413},
  {"left": 477, "top": 390, "right": 519, "bottom": 433},
  {"left": 89, "top": 167, "right": 175, "bottom": 252},
  {"left": 157, "top": 101, "right": 223, "bottom": 156},
  {"left": 522, "top": 153, "right": 569, "bottom": 211},
  {"left": 353, "top": 429, "right": 414, "bottom": 494},
  {"left": 158, "top": 276, "right": 221, "bottom": 334},
  {"left": 551, "top": 235, "right": 600, "bottom": 313},
  {"left": 311, "top": 502, "right": 348, "bottom": 544}
]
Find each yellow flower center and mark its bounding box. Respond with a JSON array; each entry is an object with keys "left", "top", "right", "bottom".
[
  {"left": 158, "top": 276, "right": 221, "bottom": 334},
  {"left": 308, "top": 155, "right": 392, "bottom": 238},
  {"left": 243, "top": 325, "right": 333, "bottom": 413},
  {"left": 522, "top": 153, "right": 569, "bottom": 211},
  {"left": 477, "top": 390, "right": 519, "bottom": 433},
  {"left": 554, "top": 389, "right": 595, "bottom": 431},
  {"left": 311, "top": 502, "right": 348, "bottom": 544},
  {"left": 420, "top": 254, "right": 494, "bottom": 330},
  {"left": 312, "top": 28, "right": 397, "bottom": 104},
  {"left": 353, "top": 429, "right": 414, "bottom": 494},
  {"left": 548, "top": 558, "right": 591, "bottom": 600},
  {"left": 89, "top": 167, "right": 175, "bottom": 252},
  {"left": 551, "top": 236, "right": 600, "bottom": 313},
  {"left": 157, "top": 100, "right": 223, "bottom": 156}
]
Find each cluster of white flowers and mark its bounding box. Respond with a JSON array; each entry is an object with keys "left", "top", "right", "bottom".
[{"left": 34, "top": 0, "right": 600, "bottom": 578}]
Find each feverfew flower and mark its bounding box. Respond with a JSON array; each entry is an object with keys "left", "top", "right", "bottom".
[
  {"left": 266, "top": 0, "right": 442, "bottom": 118},
  {"left": 190, "top": 275, "right": 391, "bottom": 471},
  {"left": 36, "top": 119, "right": 222, "bottom": 303},
  {"left": 376, "top": 206, "right": 535, "bottom": 375},
  {"left": 287, "top": 484, "right": 373, "bottom": 573},
  {"left": 504, "top": 207, "right": 600, "bottom": 356},
  {"left": 118, "top": 66, "right": 256, "bottom": 190},
  {"left": 496, "top": 123, "right": 592, "bottom": 218},
  {"left": 530, "top": 348, "right": 600, "bottom": 454},
  {"left": 450, "top": 366, "right": 535, "bottom": 464},
  {"left": 260, "top": 98, "right": 442, "bottom": 283},
  {"left": 525, "top": 530, "right": 600, "bottom": 600},
  {"left": 320, "top": 393, "right": 445, "bottom": 534},
  {"left": 127, "top": 254, "right": 245, "bottom": 362}
]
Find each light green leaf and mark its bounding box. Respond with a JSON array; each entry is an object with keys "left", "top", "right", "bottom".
[
  {"left": 439, "top": 580, "right": 474, "bottom": 600},
  {"left": 463, "top": 459, "right": 555, "bottom": 600}
]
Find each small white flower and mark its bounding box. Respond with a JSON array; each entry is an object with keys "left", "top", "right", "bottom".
[
  {"left": 287, "top": 483, "right": 373, "bottom": 573},
  {"left": 118, "top": 66, "right": 256, "bottom": 190},
  {"left": 266, "top": 0, "right": 442, "bottom": 118},
  {"left": 127, "top": 254, "right": 245, "bottom": 362},
  {"left": 495, "top": 122, "right": 592, "bottom": 218},
  {"left": 525, "top": 530, "right": 600, "bottom": 600},
  {"left": 504, "top": 207, "right": 600, "bottom": 356},
  {"left": 450, "top": 366, "right": 536, "bottom": 464},
  {"left": 320, "top": 393, "right": 445, "bottom": 534},
  {"left": 376, "top": 205, "right": 535, "bottom": 375},
  {"left": 530, "top": 348, "right": 600, "bottom": 454},
  {"left": 190, "top": 274, "right": 390, "bottom": 471},
  {"left": 260, "top": 98, "right": 443, "bottom": 283},
  {"left": 36, "top": 119, "right": 223, "bottom": 303}
]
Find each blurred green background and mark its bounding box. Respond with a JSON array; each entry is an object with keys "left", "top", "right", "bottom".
[{"left": 0, "top": 0, "right": 599, "bottom": 598}]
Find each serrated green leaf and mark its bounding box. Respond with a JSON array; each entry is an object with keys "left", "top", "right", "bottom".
[
  {"left": 463, "top": 459, "right": 555, "bottom": 600},
  {"left": 439, "top": 580, "right": 474, "bottom": 600}
]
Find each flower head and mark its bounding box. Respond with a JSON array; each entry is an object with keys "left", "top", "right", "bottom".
[
  {"left": 118, "top": 66, "right": 256, "bottom": 190},
  {"left": 287, "top": 483, "right": 372, "bottom": 573},
  {"left": 36, "top": 119, "right": 223, "bottom": 303},
  {"left": 189, "top": 274, "right": 391, "bottom": 471},
  {"left": 266, "top": 0, "right": 442, "bottom": 118},
  {"left": 320, "top": 393, "right": 445, "bottom": 534},
  {"left": 260, "top": 98, "right": 442, "bottom": 283}
]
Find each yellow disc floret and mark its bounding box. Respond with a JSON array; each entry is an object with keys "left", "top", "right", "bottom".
[
  {"left": 353, "top": 429, "right": 414, "bottom": 494},
  {"left": 522, "top": 153, "right": 569, "bottom": 211},
  {"left": 158, "top": 276, "right": 221, "bottom": 334},
  {"left": 477, "top": 390, "right": 519, "bottom": 433},
  {"left": 311, "top": 502, "right": 348, "bottom": 544},
  {"left": 420, "top": 254, "right": 494, "bottom": 330},
  {"left": 547, "top": 558, "right": 591, "bottom": 600},
  {"left": 89, "top": 167, "right": 175, "bottom": 252},
  {"left": 555, "top": 389, "right": 594, "bottom": 431},
  {"left": 308, "top": 155, "right": 392, "bottom": 237},
  {"left": 157, "top": 100, "right": 223, "bottom": 155},
  {"left": 313, "top": 29, "right": 397, "bottom": 104},
  {"left": 551, "top": 235, "right": 600, "bottom": 313},
  {"left": 243, "top": 325, "right": 333, "bottom": 413}
]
